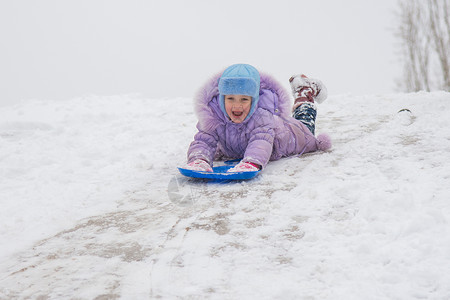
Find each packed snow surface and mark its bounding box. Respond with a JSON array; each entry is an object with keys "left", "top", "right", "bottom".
[{"left": 0, "top": 91, "right": 449, "bottom": 299}]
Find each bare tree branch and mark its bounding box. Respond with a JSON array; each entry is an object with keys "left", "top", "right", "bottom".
[
  {"left": 428, "top": 0, "right": 450, "bottom": 90},
  {"left": 394, "top": 0, "right": 449, "bottom": 92}
]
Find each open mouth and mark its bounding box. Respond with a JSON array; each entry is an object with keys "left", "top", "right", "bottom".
[{"left": 232, "top": 111, "right": 243, "bottom": 117}]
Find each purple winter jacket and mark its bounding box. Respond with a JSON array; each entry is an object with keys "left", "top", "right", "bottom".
[{"left": 187, "top": 72, "right": 325, "bottom": 169}]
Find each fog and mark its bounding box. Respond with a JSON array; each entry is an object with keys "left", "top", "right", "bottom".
[{"left": 0, "top": 0, "right": 399, "bottom": 106}]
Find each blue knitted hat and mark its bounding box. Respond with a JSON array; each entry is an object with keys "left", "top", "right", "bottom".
[{"left": 218, "top": 64, "right": 260, "bottom": 121}]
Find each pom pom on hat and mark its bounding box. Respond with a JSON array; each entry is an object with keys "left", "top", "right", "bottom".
[{"left": 317, "top": 133, "right": 332, "bottom": 151}]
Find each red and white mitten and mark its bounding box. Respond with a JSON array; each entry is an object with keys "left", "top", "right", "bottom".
[
  {"left": 227, "top": 161, "right": 260, "bottom": 172},
  {"left": 185, "top": 159, "right": 213, "bottom": 172}
]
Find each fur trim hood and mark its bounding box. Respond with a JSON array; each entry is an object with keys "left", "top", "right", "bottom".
[{"left": 194, "top": 70, "right": 292, "bottom": 131}]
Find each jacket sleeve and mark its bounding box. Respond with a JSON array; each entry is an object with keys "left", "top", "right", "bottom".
[
  {"left": 187, "top": 122, "right": 218, "bottom": 165},
  {"left": 242, "top": 109, "right": 275, "bottom": 168}
]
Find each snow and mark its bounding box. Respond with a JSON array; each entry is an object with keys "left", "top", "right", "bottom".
[{"left": 0, "top": 91, "right": 450, "bottom": 299}]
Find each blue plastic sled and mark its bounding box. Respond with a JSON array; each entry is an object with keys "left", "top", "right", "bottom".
[{"left": 178, "top": 165, "right": 260, "bottom": 180}]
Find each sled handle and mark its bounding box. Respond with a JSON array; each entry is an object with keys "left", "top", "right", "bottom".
[{"left": 223, "top": 159, "right": 241, "bottom": 165}]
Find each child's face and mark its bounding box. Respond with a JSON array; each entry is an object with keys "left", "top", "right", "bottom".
[{"left": 224, "top": 95, "right": 252, "bottom": 123}]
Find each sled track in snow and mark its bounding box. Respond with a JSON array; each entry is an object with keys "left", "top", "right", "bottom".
[{"left": 0, "top": 176, "right": 309, "bottom": 299}]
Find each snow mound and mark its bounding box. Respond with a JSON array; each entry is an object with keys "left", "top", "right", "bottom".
[{"left": 0, "top": 91, "right": 449, "bottom": 299}]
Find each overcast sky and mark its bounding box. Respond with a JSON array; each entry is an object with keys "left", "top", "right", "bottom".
[{"left": 0, "top": 0, "right": 400, "bottom": 106}]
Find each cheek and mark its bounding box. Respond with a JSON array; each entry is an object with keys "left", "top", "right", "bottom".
[{"left": 224, "top": 102, "right": 232, "bottom": 112}]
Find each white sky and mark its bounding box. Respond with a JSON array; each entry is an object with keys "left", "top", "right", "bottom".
[{"left": 0, "top": 0, "right": 400, "bottom": 106}]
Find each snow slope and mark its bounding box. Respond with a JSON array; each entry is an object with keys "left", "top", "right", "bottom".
[{"left": 0, "top": 91, "right": 449, "bottom": 299}]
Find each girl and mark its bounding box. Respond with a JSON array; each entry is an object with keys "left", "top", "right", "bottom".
[{"left": 185, "top": 63, "right": 331, "bottom": 172}]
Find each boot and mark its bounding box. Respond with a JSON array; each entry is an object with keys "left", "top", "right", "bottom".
[{"left": 289, "top": 74, "right": 327, "bottom": 111}]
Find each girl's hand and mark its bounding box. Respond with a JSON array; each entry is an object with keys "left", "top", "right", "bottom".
[
  {"left": 185, "top": 159, "right": 213, "bottom": 172},
  {"left": 227, "top": 161, "right": 260, "bottom": 172}
]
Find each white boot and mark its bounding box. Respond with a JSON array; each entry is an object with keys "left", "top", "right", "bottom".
[{"left": 289, "top": 74, "right": 327, "bottom": 110}]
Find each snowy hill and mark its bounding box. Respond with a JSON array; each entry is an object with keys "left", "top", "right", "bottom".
[{"left": 0, "top": 92, "right": 449, "bottom": 299}]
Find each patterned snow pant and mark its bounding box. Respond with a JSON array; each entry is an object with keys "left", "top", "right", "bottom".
[{"left": 292, "top": 102, "right": 317, "bottom": 135}]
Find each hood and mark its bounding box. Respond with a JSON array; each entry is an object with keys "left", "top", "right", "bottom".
[{"left": 194, "top": 69, "right": 292, "bottom": 131}]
